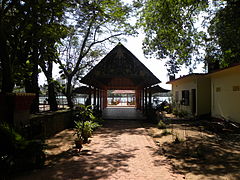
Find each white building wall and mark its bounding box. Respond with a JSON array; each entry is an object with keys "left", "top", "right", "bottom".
[{"left": 211, "top": 66, "right": 240, "bottom": 123}]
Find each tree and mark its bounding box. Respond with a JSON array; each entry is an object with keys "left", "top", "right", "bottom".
[
  {"left": 137, "top": 0, "right": 209, "bottom": 74},
  {"left": 137, "top": 0, "right": 239, "bottom": 74},
  {"left": 57, "top": 0, "right": 136, "bottom": 108},
  {"left": 37, "top": 2, "right": 70, "bottom": 111},
  {"left": 207, "top": 0, "right": 240, "bottom": 67},
  {"left": 0, "top": 0, "right": 70, "bottom": 112}
]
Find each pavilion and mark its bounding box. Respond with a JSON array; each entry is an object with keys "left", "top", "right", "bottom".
[{"left": 80, "top": 43, "right": 167, "bottom": 113}]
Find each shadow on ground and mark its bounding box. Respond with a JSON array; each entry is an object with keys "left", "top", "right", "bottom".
[
  {"left": 145, "top": 118, "right": 240, "bottom": 179},
  {"left": 13, "top": 120, "right": 142, "bottom": 180}
]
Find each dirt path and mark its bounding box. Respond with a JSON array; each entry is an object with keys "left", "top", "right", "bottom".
[{"left": 14, "top": 120, "right": 184, "bottom": 180}]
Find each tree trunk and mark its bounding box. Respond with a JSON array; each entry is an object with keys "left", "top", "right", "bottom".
[
  {"left": 66, "top": 76, "right": 73, "bottom": 108},
  {"left": 25, "top": 46, "right": 39, "bottom": 113},
  {"left": 47, "top": 79, "right": 58, "bottom": 111},
  {"left": 40, "top": 58, "right": 58, "bottom": 111},
  {"left": 0, "top": 28, "right": 14, "bottom": 93}
]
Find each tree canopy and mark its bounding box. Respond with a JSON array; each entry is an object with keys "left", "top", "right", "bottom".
[
  {"left": 207, "top": 1, "right": 240, "bottom": 67},
  {"left": 57, "top": 0, "right": 136, "bottom": 107},
  {"left": 137, "top": 0, "right": 239, "bottom": 74}
]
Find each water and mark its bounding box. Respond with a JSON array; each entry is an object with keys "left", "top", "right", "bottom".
[{"left": 39, "top": 96, "right": 171, "bottom": 105}]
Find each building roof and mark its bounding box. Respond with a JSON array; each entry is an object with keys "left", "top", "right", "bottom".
[
  {"left": 207, "top": 63, "right": 240, "bottom": 76},
  {"left": 80, "top": 43, "right": 161, "bottom": 89},
  {"left": 166, "top": 73, "right": 205, "bottom": 84},
  {"left": 149, "top": 85, "right": 170, "bottom": 94},
  {"left": 167, "top": 63, "right": 240, "bottom": 84}
]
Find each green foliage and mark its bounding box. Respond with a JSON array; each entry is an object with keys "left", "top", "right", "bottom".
[
  {"left": 138, "top": 0, "right": 209, "bottom": 74},
  {"left": 73, "top": 105, "right": 101, "bottom": 143},
  {"left": 157, "top": 120, "right": 167, "bottom": 129},
  {"left": 138, "top": 0, "right": 240, "bottom": 73},
  {"left": 207, "top": 1, "right": 240, "bottom": 67},
  {"left": 178, "top": 110, "right": 189, "bottom": 118},
  {"left": 161, "top": 129, "right": 171, "bottom": 136},
  {"left": 0, "top": 122, "right": 45, "bottom": 175},
  {"left": 57, "top": 0, "right": 136, "bottom": 107},
  {"left": 0, "top": 0, "right": 70, "bottom": 93},
  {"left": 173, "top": 108, "right": 179, "bottom": 116},
  {"left": 172, "top": 109, "right": 188, "bottom": 118}
]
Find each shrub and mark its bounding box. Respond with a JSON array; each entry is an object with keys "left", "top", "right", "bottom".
[{"left": 0, "top": 122, "right": 45, "bottom": 175}]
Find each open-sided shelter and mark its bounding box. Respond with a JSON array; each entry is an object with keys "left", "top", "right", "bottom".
[{"left": 80, "top": 43, "right": 162, "bottom": 111}]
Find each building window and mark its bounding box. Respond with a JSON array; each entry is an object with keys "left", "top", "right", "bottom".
[
  {"left": 233, "top": 86, "right": 240, "bottom": 91},
  {"left": 181, "top": 90, "right": 189, "bottom": 106},
  {"left": 175, "top": 91, "right": 179, "bottom": 102},
  {"left": 216, "top": 87, "right": 221, "bottom": 92}
]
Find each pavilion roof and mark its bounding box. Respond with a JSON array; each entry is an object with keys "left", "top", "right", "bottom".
[
  {"left": 149, "top": 85, "right": 170, "bottom": 94},
  {"left": 73, "top": 86, "right": 92, "bottom": 94},
  {"left": 80, "top": 43, "right": 161, "bottom": 89}
]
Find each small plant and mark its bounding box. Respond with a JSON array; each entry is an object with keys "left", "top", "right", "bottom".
[
  {"left": 81, "top": 121, "right": 101, "bottom": 143},
  {"left": 161, "top": 129, "right": 171, "bottom": 136},
  {"left": 178, "top": 110, "right": 188, "bottom": 118},
  {"left": 172, "top": 108, "right": 178, "bottom": 116},
  {"left": 157, "top": 120, "right": 166, "bottom": 129},
  {"left": 173, "top": 134, "right": 184, "bottom": 144}
]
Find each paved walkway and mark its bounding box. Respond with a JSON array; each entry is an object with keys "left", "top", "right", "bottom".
[
  {"left": 102, "top": 107, "right": 146, "bottom": 120},
  {"left": 15, "top": 120, "right": 184, "bottom": 180}
]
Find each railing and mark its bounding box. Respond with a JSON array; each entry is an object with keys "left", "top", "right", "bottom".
[{"left": 39, "top": 94, "right": 86, "bottom": 112}]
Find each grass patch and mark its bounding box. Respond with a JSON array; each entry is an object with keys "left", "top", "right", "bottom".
[{"left": 157, "top": 120, "right": 166, "bottom": 129}]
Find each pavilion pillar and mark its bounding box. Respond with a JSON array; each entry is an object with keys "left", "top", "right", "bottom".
[
  {"left": 145, "top": 88, "right": 148, "bottom": 112},
  {"left": 149, "top": 88, "right": 152, "bottom": 109},
  {"left": 93, "top": 87, "right": 96, "bottom": 107},
  {"left": 97, "top": 89, "right": 100, "bottom": 110},
  {"left": 135, "top": 90, "right": 138, "bottom": 109},
  {"left": 136, "top": 90, "right": 141, "bottom": 110},
  {"left": 104, "top": 90, "right": 108, "bottom": 108},
  {"left": 99, "top": 89, "right": 102, "bottom": 110},
  {"left": 141, "top": 89, "right": 144, "bottom": 112},
  {"left": 86, "top": 86, "right": 92, "bottom": 105}
]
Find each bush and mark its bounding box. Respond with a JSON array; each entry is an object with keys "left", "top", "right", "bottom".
[
  {"left": 0, "top": 122, "right": 45, "bottom": 176},
  {"left": 73, "top": 105, "right": 102, "bottom": 144}
]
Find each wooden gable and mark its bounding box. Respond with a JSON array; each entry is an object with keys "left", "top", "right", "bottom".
[{"left": 80, "top": 44, "right": 161, "bottom": 89}]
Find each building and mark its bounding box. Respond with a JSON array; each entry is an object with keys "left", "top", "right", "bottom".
[
  {"left": 168, "top": 64, "right": 240, "bottom": 123},
  {"left": 208, "top": 64, "right": 240, "bottom": 123},
  {"left": 167, "top": 74, "right": 211, "bottom": 117}
]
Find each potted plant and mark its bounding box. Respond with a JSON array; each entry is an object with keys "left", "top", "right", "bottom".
[
  {"left": 73, "top": 105, "right": 101, "bottom": 148},
  {"left": 73, "top": 121, "right": 83, "bottom": 150}
]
